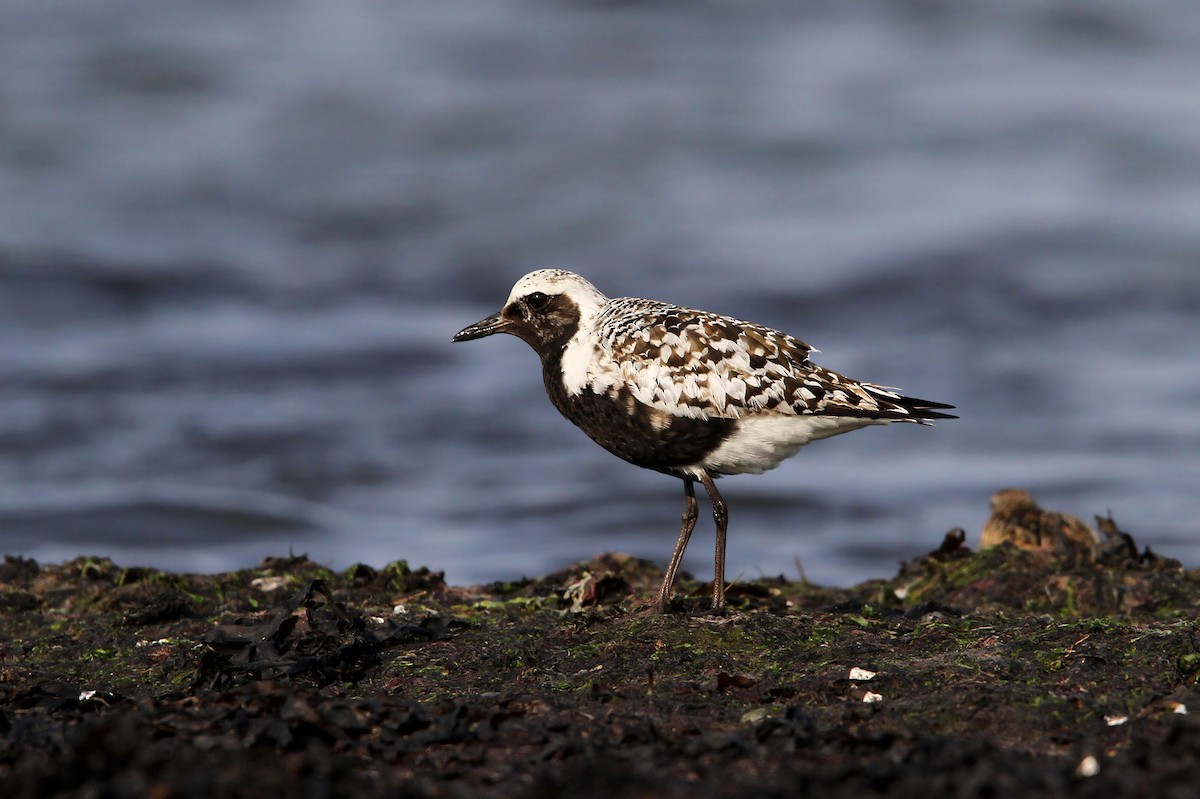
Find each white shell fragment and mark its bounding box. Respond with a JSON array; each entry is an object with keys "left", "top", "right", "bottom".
[
  {"left": 250, "top": 576, "right": 290, "bottom": 592},
  {"left": 1076, "top": 755, "right": 1100, "bottom": 778},
  {"left": 862, "top": 691, "right": 883, "bottom": 704},
  {"left": 848, "top": 667, "right": 876, "bottom": 681},
  {"left": 740, "top": 708, "right": 771, "bottom": 724},
  {"left": 1104, "top": 715, "right": 1128, "bottom": 727}
]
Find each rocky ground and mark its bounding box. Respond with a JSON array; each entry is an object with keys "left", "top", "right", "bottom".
[{"left": 2, "top": 511, "right": 1200, "bottom": 798}]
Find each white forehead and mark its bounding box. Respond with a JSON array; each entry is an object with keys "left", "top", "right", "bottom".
[{"left": 503, "top": 269, "right": 609, "bottom": 307}]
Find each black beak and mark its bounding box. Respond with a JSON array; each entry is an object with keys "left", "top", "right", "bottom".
[{"left": 452, "top": 311, "right": 511, "bottom": 342}]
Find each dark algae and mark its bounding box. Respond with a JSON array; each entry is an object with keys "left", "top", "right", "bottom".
[{"left": 2, "top": 510, "right": 1200, "bottom": 798}]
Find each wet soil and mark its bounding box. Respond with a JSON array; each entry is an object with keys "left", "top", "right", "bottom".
[{"left": 3, "top": 518, "right": 1200, "bottom": 798}]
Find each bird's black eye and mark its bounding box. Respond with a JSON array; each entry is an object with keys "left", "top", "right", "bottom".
[{"left": 526, "top": 291, "right": 550, "bottom": 310}]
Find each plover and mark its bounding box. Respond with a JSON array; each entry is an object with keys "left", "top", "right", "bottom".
[{"left": 453, "top": 270, "right": 955, "bottom": 612}]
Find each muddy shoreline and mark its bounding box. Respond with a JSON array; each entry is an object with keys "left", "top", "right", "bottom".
[{"left": 3, "top": 523, "right": 1200, "bottom": 798}]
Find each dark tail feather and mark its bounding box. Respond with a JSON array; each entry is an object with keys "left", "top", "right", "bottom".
[
  {"left": 826, "top": 388, "right": 957, "bottom": 423},
  {"left": 892, "top": 394, "right": 957, "bottom": 421}
]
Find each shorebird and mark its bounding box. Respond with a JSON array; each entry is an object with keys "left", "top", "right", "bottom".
[{"left": 452, "top": 270, "right": 955, "bottom": 612}]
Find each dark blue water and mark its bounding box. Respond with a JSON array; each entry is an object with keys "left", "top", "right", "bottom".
[{"left": 2, "top": 1, "right": 1198, "bottom": 587}]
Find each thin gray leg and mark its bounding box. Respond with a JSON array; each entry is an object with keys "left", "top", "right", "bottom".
[
  {"left": 656, "top": 477, "right": 698, "bottom": 612},
  {"left": 699, "top": 471, "right": 728, "bottom": 611}
]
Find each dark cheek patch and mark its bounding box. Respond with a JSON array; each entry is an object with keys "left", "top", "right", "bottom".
[{"left": 516, "top": 295, "right": 582, "bottom": 356}]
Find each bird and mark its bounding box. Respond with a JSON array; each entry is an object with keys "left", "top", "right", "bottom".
[
  {"left": 452, "top": 269, "right": 956, "bottom": 612},
  {"left": 980, "top": 488, "right": 1102, "bottom": 556}
]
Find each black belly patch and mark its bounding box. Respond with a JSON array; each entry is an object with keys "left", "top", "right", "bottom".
[{"left": 542, "top": 370, "right": 735, "bottom": 476}]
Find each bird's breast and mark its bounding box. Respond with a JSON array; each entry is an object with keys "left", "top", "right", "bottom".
[{"left": 541, "top": 364, "right": 735, "bottom": 476}]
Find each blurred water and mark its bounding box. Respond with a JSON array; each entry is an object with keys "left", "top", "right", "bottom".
[{"left": 1, "top": 0, "right": 1198, "bottom": 587}]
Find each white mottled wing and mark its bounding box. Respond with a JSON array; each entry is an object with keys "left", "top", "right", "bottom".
[{"left": 592, "top": 300, "right": 903, "bottom": 421}]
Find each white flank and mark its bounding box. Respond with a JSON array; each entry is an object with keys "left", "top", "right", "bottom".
[{"left": 701, "top": 414, "right": 883, "bottom": 476}]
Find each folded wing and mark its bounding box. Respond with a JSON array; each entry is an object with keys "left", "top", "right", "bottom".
[{"left": 594, "top": 301, "right": 955, "bottom": 423}]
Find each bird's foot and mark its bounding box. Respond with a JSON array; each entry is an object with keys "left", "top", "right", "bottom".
[{"left": 653, "top": 596, "right": 677, "bottom": 614}]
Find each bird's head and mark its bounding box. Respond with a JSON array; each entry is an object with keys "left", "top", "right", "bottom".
[{"left": 452, "top": 269, "right": 609, "bottom": 355}]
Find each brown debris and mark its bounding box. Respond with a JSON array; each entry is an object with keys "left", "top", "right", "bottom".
[{"left": 980, "top": 487, "right": 1103, "bottom": 556}]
